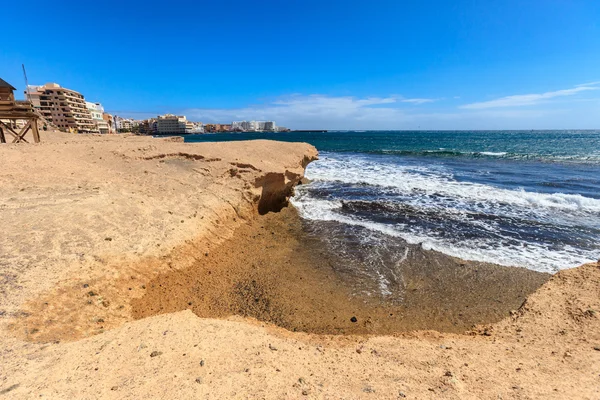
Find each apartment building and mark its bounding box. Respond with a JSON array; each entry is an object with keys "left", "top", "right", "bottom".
[
  {"left": 185, "top": 120, "right": 194, "bottom": 133},
  {"left": 86, "top": 102, "right": 110, "bottom": 134},
  {"left": 204, "top": 123, "right": 231, "bottom": 133},
  {"left": 157, "top": 114, "right": 193, "bottom": 134},
  {"left": 102, "top": 113, "right": 115, "bottom": 134},
  {"left": 232, "top": 120, "right": 258, "bottom": 131},
  {"left": 115, "top": 117, "right": 136, "bottom": 131},
  {"left": 232, "top": 120, "right": 276, "bottom": 131},
  {"left": 132, "top": 118, "right": 157, "bottom": 134},
  {"left": 26, "top": 83, "right": 98, "bottom": 133},
  {"left": 231, "top": 121, "right": 245, "bottom": 131},
  {"left": 189, "top": 121, "right": 205, "bottom": 133},
  {"left": 257, "top": 121, "right": 276, "bottom": 131},
  {"left": 264, "top": 121, "right": 276, "bottom": 131}
]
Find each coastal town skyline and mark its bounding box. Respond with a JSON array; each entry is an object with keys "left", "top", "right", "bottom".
[
  {"left": 2, "top": 1, "right": 599, "bottom": 130},
  {"left": 20, "top": 81, "right": 288, "bottom": 134},
  {"left": 11, "top": 77, "right": 600, "bottom": 134}
]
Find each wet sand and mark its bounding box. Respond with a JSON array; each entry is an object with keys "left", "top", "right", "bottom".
[{"left": 132, "top": 206, "right": 550, "bottom": 334}]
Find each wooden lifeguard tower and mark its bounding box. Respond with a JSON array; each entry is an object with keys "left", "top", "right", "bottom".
[{"left": 0, "top": 78, "right": 40, "bottom": 143}]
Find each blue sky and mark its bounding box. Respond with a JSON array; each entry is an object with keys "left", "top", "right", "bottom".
[{"left": 1, "top": 0, "right": 599, "bottom": 129}]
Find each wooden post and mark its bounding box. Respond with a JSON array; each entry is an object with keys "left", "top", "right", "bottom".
[
  {"left": 30, "top": 118, "right": 40, "bottom": 143},
  {"left": 0, "top": 125, "right": 5, "bottom": 143}
]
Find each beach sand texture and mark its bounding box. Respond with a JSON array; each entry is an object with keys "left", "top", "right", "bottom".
[{"left": 1, "top": 132, "right": 599, "bottom": 399}]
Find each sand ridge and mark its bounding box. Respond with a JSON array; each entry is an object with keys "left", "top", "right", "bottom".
[{"left": 0, "top": 132, "right": 316, "bottom": 315}]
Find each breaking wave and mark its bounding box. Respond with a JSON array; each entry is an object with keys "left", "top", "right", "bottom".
[
  {"left": 371, "top": 149, "right": 600, "bottom": 163},
  {"left": 292, "top": 152, "right": 600, "bottom": 273}
]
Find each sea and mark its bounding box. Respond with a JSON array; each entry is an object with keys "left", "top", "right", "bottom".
[{"left": 186, "top": 130, "right": 600, "bottom": 274}]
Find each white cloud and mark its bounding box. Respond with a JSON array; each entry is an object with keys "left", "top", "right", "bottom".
[
  {"left": 271, "top": 94, "right": 398, "bottom": 109},
  {"left": 461, "top": 83, "right": 599, "bottom": 109},
  {"left": 400, "top": 98, "right": 436, "bottom": 104},
  {"left": 576, "top": 81, "right": 600, "bottom": 87},
  {"left": 182, "top": 94, "right": 437, "bottom": 129},
  {"left": 120, "top": 91, "right": 599, "bottom": 130}
]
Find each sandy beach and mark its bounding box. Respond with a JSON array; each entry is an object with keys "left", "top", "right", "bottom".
[{"left": 1, "top": 132, "right": 599, "bottom": 399}]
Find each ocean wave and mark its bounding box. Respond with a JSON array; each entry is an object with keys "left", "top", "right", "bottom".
[
  {"left": 304, "top": 154, "right": 600, "bottom": 215},
  {"left": 372, "top": 149, "right": 600, "bottom": 163},
  {"left": 291, "top": 194, "right": 598, "bottom": 273},
  {"left": 292, "top": 152, "right": 600, "bottom": 273}
]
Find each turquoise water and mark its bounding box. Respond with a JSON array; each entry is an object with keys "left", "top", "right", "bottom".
[
  {"left": 186, "top": 131, "right": 600, "bottom": 273},
  {"left": 186, "top": 130, "right": 600, "bottom": 164}
]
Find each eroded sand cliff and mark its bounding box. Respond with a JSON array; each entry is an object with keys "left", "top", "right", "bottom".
[{"left": 1, "top": 132, "right": 599, "bottom": 399}]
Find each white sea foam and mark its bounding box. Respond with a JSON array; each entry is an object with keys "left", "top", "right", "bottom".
[
  {"left": 292, "top": 193, "right": 597, "bottom": 273},
  {"left": 303, "top": 154, "right": 600, "bottom": 216},
  {"left": 292, "top": 153, "right": 600, "bottom": 273}
]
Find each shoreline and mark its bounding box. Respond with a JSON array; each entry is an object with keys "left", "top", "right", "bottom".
[
  {"left": 8, "top": 203, "right": 549, "bottom": 343},
  {"left": 1, "top": 132, "right": 599, "bottom": 398},
  {"left": 132, "top": 205, "right": 549, "bottom": 335}
]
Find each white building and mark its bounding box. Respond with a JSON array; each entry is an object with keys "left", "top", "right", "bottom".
[
  {"left": 256, "top": 121, "right": 276, "bottom": 131},
  {"left": 86, "top": 102, "right": 110, "bottom": 134},
  {"left": 189, "top": 122, "right": 204, "bottom": 133},
  {"left": 232, "top": 121, "right": 253, "bottom": 131},
  {"left": 232, "top": 120, "right": 276, "bottom": 132},
  {"left": 232, "top": 121, "right": 246, "bottom": 131},
  {"left": 115, "top": 117, "right": 134, "bottom": 131},
  {"left": 264, "top": 121, "right": 276, "bottom": 131},
  {"left": 86, "top": 101, "right": 103, "bottom": 120}
]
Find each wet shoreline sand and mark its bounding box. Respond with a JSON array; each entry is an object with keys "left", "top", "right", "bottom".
[{"left": 132, "top": 206, "right": 550, "bottom": 335}]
